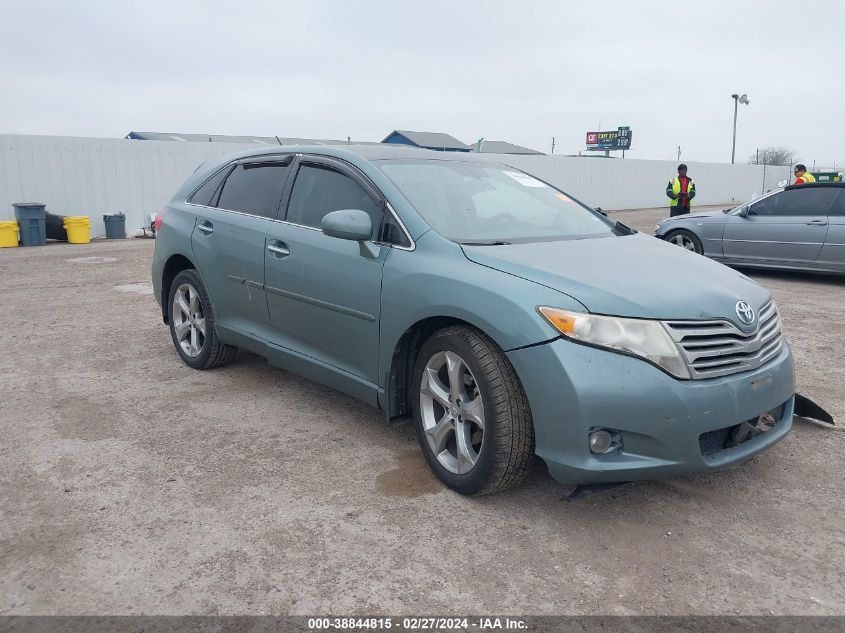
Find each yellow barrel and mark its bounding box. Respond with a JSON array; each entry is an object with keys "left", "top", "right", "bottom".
[
  {"left": 0, "top": 220, "right": 19, "bottom": 247},
  {"left": 63, "top": 216, "right": 91, "bottom": 244}
]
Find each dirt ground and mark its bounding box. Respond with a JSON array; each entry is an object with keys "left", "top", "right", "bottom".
[{"left": 1, "top": 207, "right": 843, "bottom": 616}]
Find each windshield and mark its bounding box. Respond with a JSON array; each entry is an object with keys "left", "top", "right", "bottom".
[{"left": 377, "top": 159, "right": 617, "bottom": 243}]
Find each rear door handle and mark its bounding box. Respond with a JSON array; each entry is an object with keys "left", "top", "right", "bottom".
[
  {"left": 806, "top": 219, "right": 828, "bottom": 226},
  {"left": 267, "top": 241, "right": 290, "bottom": 258},
  {"left": 197, "top": 221, "right": 213, "bottom": 235}
]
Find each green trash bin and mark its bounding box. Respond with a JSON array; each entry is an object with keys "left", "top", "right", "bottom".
[{"left": 811, "top": 172, "right": 842, "bottom": 183}]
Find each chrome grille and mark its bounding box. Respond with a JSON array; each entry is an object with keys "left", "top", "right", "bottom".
[{"left": 663, "top": 300, "right": 784, "bottom": 379}]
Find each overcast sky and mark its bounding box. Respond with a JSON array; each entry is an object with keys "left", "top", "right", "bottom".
[{"left": 1, "top": 0, "right": 842, "bottom": 166}]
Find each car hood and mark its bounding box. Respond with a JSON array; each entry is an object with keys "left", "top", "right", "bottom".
[
  {"left": 461, "top": 233, "right": 770, "bottom": 322},
  {"left": 667, "top": 209, "right": 730, "bottom": 222}
]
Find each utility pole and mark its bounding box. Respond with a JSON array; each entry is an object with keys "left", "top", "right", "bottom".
[
  {"left": 551, "top": 136, "right": 555, "bottom": 154},
  {"left": 731, "top": 93, "right": 749, "bottom": 164},
  {"left": 731, "top": 95, "right": 738, "bottom": 163},
  {"left": 677, "top": 146, "right": 681, "bottom": 162},
  {"left": 761, "top": 149, "right": 767, "bottom": 193}
]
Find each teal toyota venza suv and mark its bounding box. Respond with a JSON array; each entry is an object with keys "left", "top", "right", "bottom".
[{"left": 152, "top": 145, "right": 795, "bottom": 495}]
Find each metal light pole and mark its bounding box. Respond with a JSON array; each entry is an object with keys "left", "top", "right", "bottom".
[{"left": 731, "top": 93, "right": 749, "bottom": 164}]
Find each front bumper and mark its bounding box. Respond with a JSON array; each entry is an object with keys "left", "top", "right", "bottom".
[{"left": 507, "top": 338, "right": 795, "bottom": 485}]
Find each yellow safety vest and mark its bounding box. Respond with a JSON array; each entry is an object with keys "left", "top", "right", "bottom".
[
  {"left": 798, "top": 172, "right": 816, "bottom": 184},
  {"left": 668, "top": 177, "right": 695, "bottom": 207}
]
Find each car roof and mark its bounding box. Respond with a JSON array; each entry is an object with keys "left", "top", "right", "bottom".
[
  {"left": 177, "top": 143, "right": 504, "bottom": 218},
  {"left": 317, "top": 144, "right": 483, "bottom": 161},
  {"left": 784, "top": 181, "right": 845, "bottom": 191},
  {"left": 207, "top": 143, "right": 494, "bottom": 164}
]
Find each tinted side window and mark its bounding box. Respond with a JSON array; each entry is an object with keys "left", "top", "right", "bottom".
[
  {"left": 188, "top": 166, "right": 231, "bottom": 206},
  {"left": 286, "top": 164, "right": 381, "bottom": 231},
  {"left": 751, "top": 188, "right": 838, "bottom": 217},
  {"left": 829, "top": 191, "right": 845, "bottom": 216},
  {"left": 217, "top": 162, "right": 289, "bottom": 218}
]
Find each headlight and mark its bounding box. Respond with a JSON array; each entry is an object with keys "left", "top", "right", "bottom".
[{"left": 538, "top": 307, "right": 690, "bottom": 379}]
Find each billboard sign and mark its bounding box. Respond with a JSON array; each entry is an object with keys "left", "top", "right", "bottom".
[{"left": 586, "top": 126, "right": 632, "bottom": 151}]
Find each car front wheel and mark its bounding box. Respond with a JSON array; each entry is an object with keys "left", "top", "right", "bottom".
[
  {"left": 411, "top": 325, "right": 534, "bottom": 495},
  {"left": 666, "top": 229, "right": 703, "bottom": 255},
  {"left": 167, "top": 269, "right": 237, "bottom": 369}
]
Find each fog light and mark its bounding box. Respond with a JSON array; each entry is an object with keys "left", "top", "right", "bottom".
[{"left": 589, "top": 429, "right": 614, "bottom": 454}]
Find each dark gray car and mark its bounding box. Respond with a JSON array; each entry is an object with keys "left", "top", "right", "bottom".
[{"left": 655, "top": 182, "right": 845, "bottom": 273}]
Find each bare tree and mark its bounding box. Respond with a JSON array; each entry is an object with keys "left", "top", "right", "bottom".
[{"left": 748, "top": 146, "right": 799, "bottom": 166}]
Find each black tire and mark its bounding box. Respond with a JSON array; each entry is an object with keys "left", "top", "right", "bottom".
[
  {"left": 665, "top": 229, "right": 703, "bottom": 255},
  {"left": 167, "top": 269, "right": 237, "bottom": 369},
  {"left": 411, "top": 325, "right": 534, "bottom": 495}
]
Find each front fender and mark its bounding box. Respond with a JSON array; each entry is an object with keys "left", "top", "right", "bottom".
[
  {"left": 657, "top": 217, "right": 729, "bottom": 259},
  {"left": 378, "top": 231, "right": 586, "bottom": 386}
]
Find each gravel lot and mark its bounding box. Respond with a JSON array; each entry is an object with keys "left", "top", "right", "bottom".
[{"left": 1, "top": 207, "right": 843, "bottom": 616}]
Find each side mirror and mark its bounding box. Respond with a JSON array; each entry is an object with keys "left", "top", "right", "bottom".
[
  {"left": 321, "top": 209, "right": 379, "bottom": 258},
  {"left": 737, "top": 206, "right": 749, "bottom": 217},
  {"left": 777, "top": 179, "right": 789, "bottom": 188}
]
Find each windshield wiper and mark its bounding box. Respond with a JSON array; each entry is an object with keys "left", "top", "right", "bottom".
[
  {"left": 459, "top": 240, "right": 512, "bottom": 246},
  {"left": 612, "top": 221, "right": 636, "bottom": 235}
]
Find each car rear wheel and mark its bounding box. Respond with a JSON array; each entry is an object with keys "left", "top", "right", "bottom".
[
  {"left": 666, "top": 229, "right": 703, "bottom": 255},
  {"left": 411, "top": 325, "right": 534, "bottom": 495},
  {"left": 167, "top": 269, "right": 237, "bottom": 369}
]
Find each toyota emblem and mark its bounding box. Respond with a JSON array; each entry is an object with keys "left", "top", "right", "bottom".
[{"left": 735, "top": 301, "right": 755, "bottom": 325}]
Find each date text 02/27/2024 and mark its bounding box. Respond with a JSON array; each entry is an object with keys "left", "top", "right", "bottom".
[{"left": 306, "top": 617, "right": 528, "bottom": 630}]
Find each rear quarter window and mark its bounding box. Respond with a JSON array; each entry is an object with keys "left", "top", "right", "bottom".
[{"left": 187, "top": 166, "right": 231, "bottom": 207}]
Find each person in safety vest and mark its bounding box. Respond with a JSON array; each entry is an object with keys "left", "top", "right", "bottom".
[
  {"left": 666, "top": 164, "right": 696, "bottom": 217},
  {"left": 793, "top": 164, "right": 816, "bottom": 185}
]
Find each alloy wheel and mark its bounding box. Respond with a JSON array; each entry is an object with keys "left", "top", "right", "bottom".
[
  {"left": 172, "top": 283, "right": 206, "bottom": 357},
  {"left": 419, "top": 351, "right": 485, "bottom": 474},
  {"left": 670, "top": 234, "right": 697, "bottom": 251}
]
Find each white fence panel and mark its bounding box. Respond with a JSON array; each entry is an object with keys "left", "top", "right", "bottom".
[
  {"left": 482, "top": 154, "right": 791, "bottom": 211},
  {"left": 0, "top": 134, "right": 255, "bottom": 236},
  {"left": 0, "top": 134, "right": 793, "bottom": 238}
]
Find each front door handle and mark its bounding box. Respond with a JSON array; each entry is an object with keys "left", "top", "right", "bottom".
[
  {"left": 197, "top": 221, "right": 213, "bottom": 235},
  {"left": 267, "top": 241, "right": 290, "bottom": 258},
  {"left": 806, "top": 219, "right": 828, "bottom": 226}
]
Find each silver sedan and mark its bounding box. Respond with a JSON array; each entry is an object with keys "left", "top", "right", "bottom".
[{"left": 655, "top": 182, "right": 845, "bottom": 273}]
